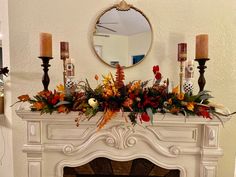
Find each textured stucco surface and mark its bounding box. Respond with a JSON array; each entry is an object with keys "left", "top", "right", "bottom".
[{"left": 1, "top": 0, "right": 236, "bottom": 177}]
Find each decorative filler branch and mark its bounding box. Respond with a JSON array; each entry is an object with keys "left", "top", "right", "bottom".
[{"left": 0, "top": 67, "right": 9, "bottom": 76}]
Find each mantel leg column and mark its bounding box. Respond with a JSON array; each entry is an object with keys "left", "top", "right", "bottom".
[
  {"left": 25, "top": 121, "right": 42, "bottom": 177},
  {"left": 28, "top": 154, "right": 42, "bottom": 177},
  {"left": 200, "top": 125, "right": 223, "bottom": 177}
]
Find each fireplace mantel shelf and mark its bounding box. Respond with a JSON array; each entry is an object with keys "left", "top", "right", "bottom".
[
  {"left": 16, "top": 110, "right": 230, "bottom": 177},
  {"left": 16, "top": 110, "right": 230, "bottom": 124}
]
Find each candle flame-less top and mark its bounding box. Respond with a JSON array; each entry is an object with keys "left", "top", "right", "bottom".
[
  {"left": 178, "top": 43, "right": 187, "bottom": 62},
  {"left": 60, "top": 42, "right": 69, "bottom": 59},
  {"left": 195, "top": 34, "right": 208, "bottom": 59},
  {"left": 39, "top": 33, "right": 52, "bottom": 58}
]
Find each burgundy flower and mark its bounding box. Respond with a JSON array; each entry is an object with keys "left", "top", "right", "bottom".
[
  {"left": 153, "top": 65, "right": 159, "bottom": 74},
  {"left": 155, "top": 72, "right": 162, "bottom": 80},
  {"left": 141, "top": 112, "right": 150, "bottom": 122},
  {"left": 129, "top": 93, "right": 135, "bottom": 99}
]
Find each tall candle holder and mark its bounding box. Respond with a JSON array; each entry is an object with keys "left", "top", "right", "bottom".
[
  {"left": 60, "top": 42, "right": 69, "bottom": 88},
  {"left": 179, "top": 61, "right": 184, "bottom": 94},
  {"left": 194, "top": 58, "right": 209, "bottom": 92},
  {"left": 62, "top": 58, "right": 67, "bottom": 88},
  {"left": 39, "top": 56, "right": 53, "bottom": 91},
  {"left": 178, "top": 43, "right": 187, "bottom": 94}
]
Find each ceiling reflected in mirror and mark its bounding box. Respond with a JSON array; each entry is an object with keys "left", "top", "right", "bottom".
[{"left": 92, "top": 0, "right": 153, "bottom": 68}]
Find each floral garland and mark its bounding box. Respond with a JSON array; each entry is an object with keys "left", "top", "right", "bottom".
[{"left": 14, "top": 65, "right": 228, "bottom": 129}]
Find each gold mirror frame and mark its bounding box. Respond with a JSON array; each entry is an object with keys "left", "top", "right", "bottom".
[{"left": 91, "top": 0, "right": 153, "bottom": 69}]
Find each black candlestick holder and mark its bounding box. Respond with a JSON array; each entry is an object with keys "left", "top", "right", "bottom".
[
  {"left": 39, "top": 56, "right": 53, "bottom": 91},
  {"left": 194, "top": 58, "right": 210, "bottom": 92}
]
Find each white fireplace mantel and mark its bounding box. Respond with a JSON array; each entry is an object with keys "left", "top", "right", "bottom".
[{"left": 16, "top": 110, "right": 230, "bottom": 177}]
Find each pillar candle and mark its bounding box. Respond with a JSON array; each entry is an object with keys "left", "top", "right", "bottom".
[
  {"left": 178, "top": 43, "right": 187, "bottom": 61},
  {"left": 39, "top": 33, "right": 52, "bottom": 57},
  {"left": 195, "top": 34, "right": 208, "bottom": 59},
  {"left": 60, "top": 42, "right": 69, "bottom": 59}
]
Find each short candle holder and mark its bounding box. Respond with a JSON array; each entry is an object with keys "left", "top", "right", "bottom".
[
  {"left": 39, "top": 56, "right": 53, "bottom": 91},
  {"left": 194, "top": 58, "right": 210, "bottom": 92}
]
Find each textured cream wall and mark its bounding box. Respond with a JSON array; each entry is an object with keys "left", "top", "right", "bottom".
[{"left": 4, "top": 0, "right": 236, "bottom": 177}]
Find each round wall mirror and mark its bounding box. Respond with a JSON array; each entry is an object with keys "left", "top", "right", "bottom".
[{"left": 92, "top": 0, "right": 153, "bottom": 68}]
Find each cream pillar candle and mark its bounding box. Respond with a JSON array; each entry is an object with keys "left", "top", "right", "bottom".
[
  {"left": 195, "top": 34, "right": 208, "bottom": 59},
  {"left": 40, "top": 32, "right": 52, "bottom": 57}
]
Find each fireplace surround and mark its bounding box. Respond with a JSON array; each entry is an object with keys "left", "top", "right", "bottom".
[{"left": 16, "top": 110, "right": 230, "bottom": 177}]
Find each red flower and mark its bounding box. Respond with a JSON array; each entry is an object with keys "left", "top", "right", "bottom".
[
  {"left": 141, "top": 112, "right": 150, "bottom": 122},
  {"left": 153, "top": 65, "right": 159, "bottom": 74},
  {"left": 155, "top": 72, "right": 162, "bottom": 80},
  {"left": 197, "top": 106, "right": 212, "bottom": 119}
]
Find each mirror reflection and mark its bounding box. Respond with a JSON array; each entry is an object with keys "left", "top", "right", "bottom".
[{"left": 92, "top": 2, "right": 153, "bottom": 68}]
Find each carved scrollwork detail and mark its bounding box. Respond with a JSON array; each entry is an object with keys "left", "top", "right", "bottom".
[
  {"left": 105, "top": 126, "right": 137, "bottom": 149},
  {"left": 169, "top": 145, "right": 181, "bottom": 155},
  {"left": 116, "top": 0, "right": 133, "bottom": 11},
  {"left": 63, "top": 144, "right": 75, "bottom": 155},
  {"left": 208, "top": 128, "right": 216, "bottom": 141}
]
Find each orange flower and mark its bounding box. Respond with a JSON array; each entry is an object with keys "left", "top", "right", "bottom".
[
  {"left": 177, "top": 93, "right": 184, "bottom": 100},
  {"left": 186, "top": 102, "right": 195, "bottom": 111},
  {"left": 172, "top": 86, "right": 179, "bottom": 95},
  {"left": 59, "top": 93, "right": 65, "bottom": 101},
  {"left": 18, "top": 95, "right": 30, "bottom": 102},
  {"left": 167, "top": 98, "right": 172, "bottom": 105},
  {"left": 57, "top": 105, "right": 68, "bottom": 113},
  {"left": 32, "top": 102, "right": 44, "bottom": 111},
  {"left": 170, "top": 107, "right": 180, "bottom": 114},
  {"left": 128, "top": 80, "right": 141, "bottom": 93},
  {"left": 95, "top": 74, "right": 99, "bottom": 81},
  {"left": 38, "top": 90, "right": 52, "bottom": 98}
]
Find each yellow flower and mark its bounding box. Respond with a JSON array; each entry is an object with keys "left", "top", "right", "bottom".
[
  {"left": 186, "top": 102, "right": 195, "bottom": 111},
  {"left": 102, "top": 73, "right": 112, "bottom": 85},
  {"left": 56, "top": 84, "right": 65, "bottom": 92},
  {"left": 129, "top": 80, "right": 141, "bottom": 93}
]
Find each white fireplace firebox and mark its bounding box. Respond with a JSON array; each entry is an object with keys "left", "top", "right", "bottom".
[{"left": 16, "top": 110, "right": 230, "bottom": 177}]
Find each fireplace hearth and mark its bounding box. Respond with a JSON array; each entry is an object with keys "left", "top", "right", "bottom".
[
  {"left": 63, "top": 158, "right": 180, "bottom": 177},
  {"left": 16, "top": 111, "right": 229, "bottom": 177}
]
